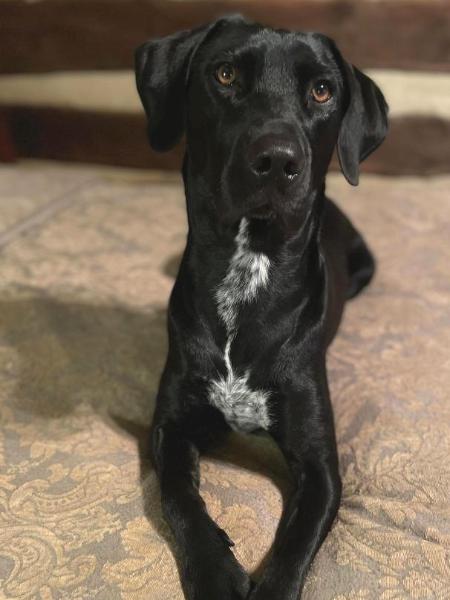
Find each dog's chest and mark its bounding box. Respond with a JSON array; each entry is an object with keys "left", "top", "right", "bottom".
[{"left": 208, "top": 218, "right": 272, "bottom": 433}]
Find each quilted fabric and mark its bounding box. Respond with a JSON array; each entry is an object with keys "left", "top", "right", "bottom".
[{"left": 0, "top": 162, "right": 449, "bottom": 600}]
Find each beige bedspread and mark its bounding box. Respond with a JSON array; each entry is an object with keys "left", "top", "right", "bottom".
[{"left": 0, "top": 161, "right": 449, "bottom": 600}]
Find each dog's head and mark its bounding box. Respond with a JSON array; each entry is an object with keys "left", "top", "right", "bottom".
[{"left": 136, "top": 17, "right": 388, "bottom": 233}]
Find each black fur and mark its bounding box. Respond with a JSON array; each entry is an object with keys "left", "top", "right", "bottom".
[{"left": 135, "top": 16, "right": 388, "bottom": 600}]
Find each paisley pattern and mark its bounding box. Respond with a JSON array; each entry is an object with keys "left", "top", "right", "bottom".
[{"left": 0, "top": 161, "right": 449, "bottom": 599}]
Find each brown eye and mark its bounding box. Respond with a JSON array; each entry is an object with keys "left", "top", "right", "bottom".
[
  {"left": 311, "top": 81, "right": 332, "bottom": 103},
  {"left": 216, "top": 63, "right": 236, "bottom": 86}
]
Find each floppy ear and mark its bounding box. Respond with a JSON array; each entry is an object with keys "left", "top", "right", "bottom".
[
  {"left": 135, "top": 25, "right": 212, "bottom": 152},
  {"left": 135, "top": 17, "right": 243, "bottom": 152},
  {"left": 337, "top": 63, "right": 389, "bottom": 186}
]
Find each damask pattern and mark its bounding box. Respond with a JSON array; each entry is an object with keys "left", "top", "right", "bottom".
[{"left": 0, "top": 162, "right": 449, "bottom": 599}]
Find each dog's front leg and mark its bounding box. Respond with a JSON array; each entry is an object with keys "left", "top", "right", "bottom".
[
  {"left": 152, "top": 419, "right": 251, "bottom": 600},
  {"left": 249, "top": 364, "right": 342, "bottom": 600}
]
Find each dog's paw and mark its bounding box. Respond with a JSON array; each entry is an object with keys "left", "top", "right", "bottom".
[
  {"left": 247, "top": 582, "right": 298, "bottom": 600},
  {"left": 185, "top": 545, "right": 252, "bottom": 600}
]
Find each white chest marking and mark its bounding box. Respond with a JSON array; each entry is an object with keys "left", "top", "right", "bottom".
[{"left": 208, "top": 218, "right": 272, "bottom": 432}]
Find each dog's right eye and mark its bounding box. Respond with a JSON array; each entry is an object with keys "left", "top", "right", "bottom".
[
  {"left": 215, "top": 63, "right": 237, "bottom": 87},
  {"left": 311, "top": 81, "right": 332, "bottom": 104}
]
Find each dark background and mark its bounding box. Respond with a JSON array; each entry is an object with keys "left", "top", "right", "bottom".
[{"left": 0, "top": 0, "right": 449, "bottom": 175}]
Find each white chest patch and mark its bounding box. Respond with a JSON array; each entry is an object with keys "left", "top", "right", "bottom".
[{"left": 208, "top": 218, "right": 272, "bottom": 432}]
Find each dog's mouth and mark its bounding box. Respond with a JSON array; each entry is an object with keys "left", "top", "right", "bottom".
[{"left": 248, "top": 202, "right": 274, "bottom": 220}]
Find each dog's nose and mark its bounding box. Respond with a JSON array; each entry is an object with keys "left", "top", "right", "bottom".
[{"left": 248, "top": 135, "right": 302, "bottom": 185}]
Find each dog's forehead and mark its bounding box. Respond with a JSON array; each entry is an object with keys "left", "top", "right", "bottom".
[{"left": 202, "top": 22, "right": 334, "bottom": 67}]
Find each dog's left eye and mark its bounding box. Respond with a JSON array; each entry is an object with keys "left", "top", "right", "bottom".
[
  {"left": 311, "top": 82, "right": 332, "bottom": 103},
  {"left": 216, "top": 63, "right": 237, "bottom": 87}
]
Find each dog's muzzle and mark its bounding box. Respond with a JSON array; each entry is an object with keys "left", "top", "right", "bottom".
[
  {"left": 247, "top": 127, "right": 304, "bottom": 187},
  {"left": 243, "top": 126, "right": 305, "bottom": 219}
]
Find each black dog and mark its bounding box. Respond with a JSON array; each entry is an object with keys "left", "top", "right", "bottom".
[{"left": 135, "top": 15, "right": 388, "bottom": 600}]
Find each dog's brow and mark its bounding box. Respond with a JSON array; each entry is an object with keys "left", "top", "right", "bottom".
[{"left": 213, "top": 48, "right": 238, "bottom": 59}]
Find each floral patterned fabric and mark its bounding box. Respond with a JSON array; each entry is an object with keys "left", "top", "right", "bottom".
[{"left": 0, "top": 162, "right": 449, "bottom": 600}]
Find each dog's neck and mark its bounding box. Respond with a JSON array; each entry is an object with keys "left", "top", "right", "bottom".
[
  {"left": 181, "top": 170, "right": 327, "bottom": 306},
  {"left": 185, "top": 171, "right": 324, "bottom": 255}
]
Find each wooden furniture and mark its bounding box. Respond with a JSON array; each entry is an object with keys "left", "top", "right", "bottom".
[{"left": 0, "top": 0, "right": 449, "bottom": 173}]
